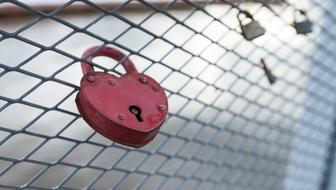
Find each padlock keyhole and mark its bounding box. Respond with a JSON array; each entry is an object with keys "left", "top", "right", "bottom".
[{"left": 129, "top": 105, "right": 143, "bottom": 122}]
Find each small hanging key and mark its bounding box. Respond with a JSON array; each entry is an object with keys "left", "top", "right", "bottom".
[
  {"left": 292, "top": 9, "right": 313, "bottom": 35},
  {"left": 260, "top": 58, "right": 276, "bottom": 85},
  {"left": 237, "top": 10, "right": 266, "bottom": 41},
  {"left": 76, "top": 46, "right": 168, "bottom": 148}
]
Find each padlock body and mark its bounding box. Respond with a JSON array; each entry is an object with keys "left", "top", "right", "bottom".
[
  {"left": 294, "top": 20, "right": 313, "bottom": 35},
  {"left": 76, "top": 72, "right": 168, "bottom": 147},
  {"left": 241, "top": 21, "right": 266, "bottom": 41}
]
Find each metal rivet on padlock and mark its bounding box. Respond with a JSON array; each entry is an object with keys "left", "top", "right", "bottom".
[
  {"left": 76, "top": 46, "right": 169, "bottom": 148},
  {"left": 118, "top": 113, "right": 127, "bottom": 121},
  {"left": 237, "top": 10, "right": 266, "bottom": 41},
  {"left": 87, "top": 75, "right": 95, "bottom": 82},
  {"left": 108, "top": 78, "right": 117, "bottom": 85},
  {"left": 261, "top": 58, "right": 277, "bottom": 85},
  {"left": 292, "top": 9, "right": 313, "bottom": 35},
  {"left": 139, "top": 75, "right": 148, "bottom": 84},
  {"left": 158, "top": 104, "right": 167, "bottom": 112}
]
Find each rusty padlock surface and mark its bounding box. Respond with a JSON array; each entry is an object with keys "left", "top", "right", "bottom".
[
  {"left": 238, "top": 10, "right": 266, "bottom": 41},
  {"left": 76, "top": 46, "right": 168, "bottom": 148},
  {"left": 293, "top": 9, "right": 313, "bottom": 35}
]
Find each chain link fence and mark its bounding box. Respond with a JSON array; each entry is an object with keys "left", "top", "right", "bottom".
[{"left": 1, "top": 0, "right": 336, "bottom": 189}]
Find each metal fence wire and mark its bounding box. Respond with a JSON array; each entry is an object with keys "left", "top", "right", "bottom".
[{"left": 0, "top": 0, "right": 336, "bottom": 189}]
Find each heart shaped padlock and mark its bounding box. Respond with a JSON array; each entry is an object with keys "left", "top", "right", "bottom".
[{"left": 76, "top": 46, "right": 168, "bottom": 148}]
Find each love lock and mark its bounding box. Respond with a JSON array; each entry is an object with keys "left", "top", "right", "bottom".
[
  {"left": 238, "top": 10, "right": 266, "bottom": 41},
  {"left": 76, "top": 46, "right": 168, "bottom": 148},
  {"left": 293, "top": 9, "right": 313, "bottom": 35}
]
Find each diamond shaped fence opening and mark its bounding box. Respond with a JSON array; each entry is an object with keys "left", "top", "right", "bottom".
[{"left": 1, "top": 0, "right": 336, "bottom": 190}]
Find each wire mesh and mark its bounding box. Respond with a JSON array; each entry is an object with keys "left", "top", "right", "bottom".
[{"left": 0, "top": 0, "right": 336, "bottom": 190}]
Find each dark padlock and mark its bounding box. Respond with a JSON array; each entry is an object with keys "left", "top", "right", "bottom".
[
  {"left": 238, "top": 10, "right": 266, "bottom": 41},
  {"left": 293, "top": 9, "right": 313, "bottom": 35},
  {"left": 261, "top": 58, "right": 276, "bottom": 85},
  {"left": 76, "top": 46, "right": 168, "bottom": 148}
]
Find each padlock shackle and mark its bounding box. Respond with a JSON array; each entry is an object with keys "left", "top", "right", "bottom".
[
  {"left": 294, "top": 9, "right": 308, "bottom": 21},
  {"left": 81, "top": 46, "right": 138, "bottom": 75},
  {"left": 237, "top": 10, "right": 255, "bottom": 23}
]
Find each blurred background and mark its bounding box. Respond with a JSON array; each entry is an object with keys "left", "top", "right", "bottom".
[{"left": 0, "top": 0, "right": 336, "bottom": 190}]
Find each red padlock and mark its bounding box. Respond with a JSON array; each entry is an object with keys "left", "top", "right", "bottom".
[{"left": 76, "top": 46, "right": 168, "bottom": 148}]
